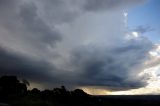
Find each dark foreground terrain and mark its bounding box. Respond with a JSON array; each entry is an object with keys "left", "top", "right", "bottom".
[{"left": 0, "top": 76, "right": 160, "bottom": 106}]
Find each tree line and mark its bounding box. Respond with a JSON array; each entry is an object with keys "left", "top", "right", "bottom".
[
  {"left": 1, "top": 76, "right": 159, "bottom": 106},
  {"left": 0, "top": 76, "right": 98, "bottom": 106}
]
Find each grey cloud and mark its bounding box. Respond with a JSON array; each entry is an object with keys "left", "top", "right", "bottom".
[
  {"left": 134, "top": 25, "right": 154, "bottom": 34},
  {"left": 19, "top": 2, "right": 61, "bottom": 46},
  {"left": 84, "top": 0, "right": 145, "bottom": 11},
  {"left": 33, "top": 0, "right": 83, "bottom": 25},
  {"left": 0, "top": 0, "right": 18, "bottom": 7},
  {"left": 33, "top": 0, "right": 146, "bottom": 25},
  {"left": 0, "top": 0, "right": 61, "bottom": 58},
  {"left": 0, "top": 37, "right": 152, "bottom": 90},
  {"left": 67, "top": 37, "right": 153, "bottom": 90},
  {"left": 0, "top": 46, "right": 63, "bottom": 85},
  {"left": 0, "top": 0, "right": 156, "bottom": 91}
]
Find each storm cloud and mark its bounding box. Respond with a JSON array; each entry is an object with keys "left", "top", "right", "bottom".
[
  {"left": 0, "top": 0, "right": 158, "bottom": 91},
  {"left": 0, "top": 46, "right": 62, "bottom": 84}
]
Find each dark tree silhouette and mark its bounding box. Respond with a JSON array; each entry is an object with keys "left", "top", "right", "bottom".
[
  {"left": 0, "top": 76, "right": 27, "bottom": 102},
  {"left": 31, "top": 88, "right": 40, "bottom": 94},
  {"left": 72, "top": 89, "right": 88, "bottom": 97},
  {"left": 1, "top": 75, "right": 160, "bottom": 106},
  {"left": 22, "top": 79, "right": 30, "bottom": 86}
]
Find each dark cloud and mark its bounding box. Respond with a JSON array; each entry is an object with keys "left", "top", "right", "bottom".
[
  {"left": 0, "top": 0, "right": 17, "bottom": 7},
  {"left": 32, "top": 0, "right": 146, "bottom": 25},
  {"left": 67, "top": 37, "right": 153, "bottom": 90},
  {"left": 84, "top": 0, "right": 145, "bottom": 11},
  {"left": 0, "top": 46, "right": 61, "bottom": 85},
  {"left": 0, "top": 0, "right": 156, "bottom": 91},
  {"left": 0, "top": 37, "right": 153, "bottom": 91},
  {"left": 19, "top": 3, "right": 61, "bottom": 45},
  {"left": 0, "top": 0, "right": 62, "bottom": 58}
]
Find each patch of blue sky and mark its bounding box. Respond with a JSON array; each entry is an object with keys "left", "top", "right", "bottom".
[{"left": 128, "top": 0, "right": 160, "bottom": 43}]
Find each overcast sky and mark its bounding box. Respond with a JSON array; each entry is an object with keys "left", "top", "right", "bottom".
[{"left": 0, "top": 0, "right": 160, "bottom": 95}]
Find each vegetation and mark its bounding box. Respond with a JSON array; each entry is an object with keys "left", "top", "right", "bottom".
[
  {"left": 1, "top": 76, "right": 160, "bottom": 106},
  {"left": 0, "top": 76, "right": 95, "bottom": 106}
]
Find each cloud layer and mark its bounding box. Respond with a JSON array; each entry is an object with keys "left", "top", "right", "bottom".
[{"left": 0, "top": 0, "right": 158, "bottom": 91}]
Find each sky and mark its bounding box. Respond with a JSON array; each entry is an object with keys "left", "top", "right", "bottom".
[
  {"left": 128, "top": 0, "right": 160, "bottom": 43},
  {"left": 0, "top": 0, "right": 160, "bottom": 95}
]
